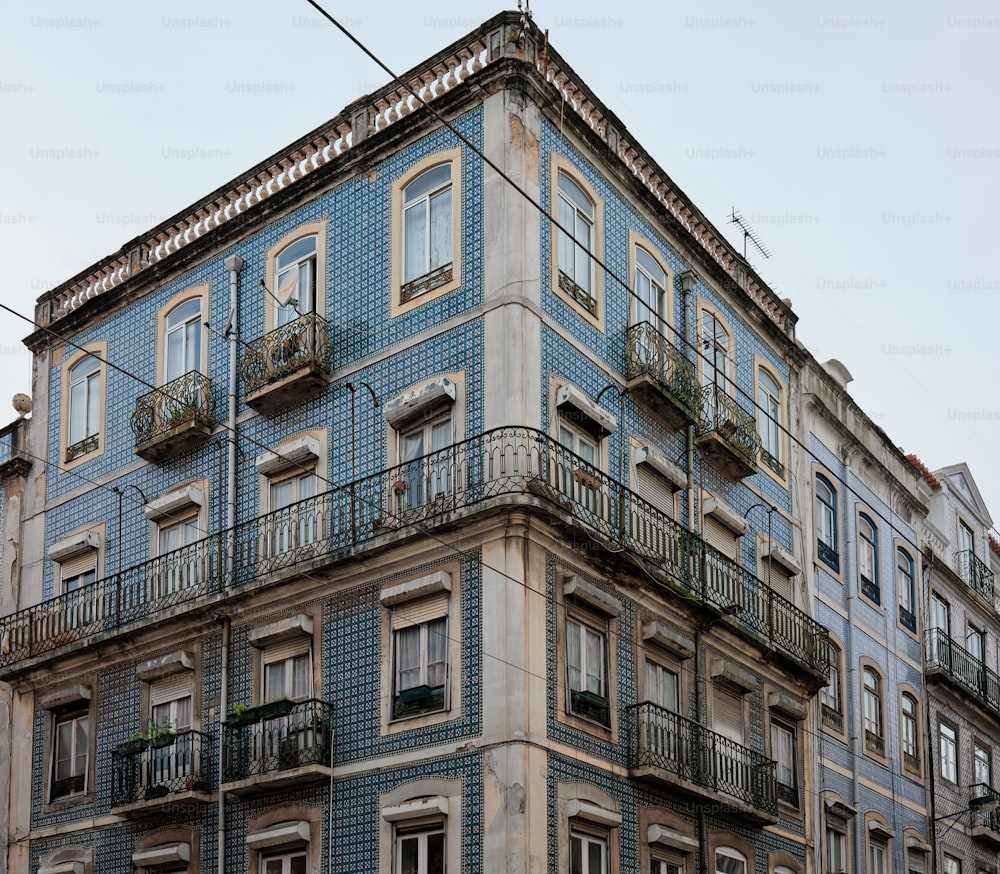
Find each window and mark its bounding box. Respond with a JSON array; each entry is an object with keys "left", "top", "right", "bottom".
[
  {"left": 147, "top": 676, "right": 194, "bottom": 789},
  {"left": 700, "top": 309, "right": 733, "bottom": 428},
  {"left": 815, "top": 474, "right": 839, "bottom": 571},
  {"left": 567, "top": 616, "right": 610, "bottom": 726},
  {"left": 269, "top": 468, "right": 319, "bottom": 553},
  {"left": 940, "top": 722, "right": 958, "bottom": 783},
  {"left": 862, "top": 667, "right": 884, "bottom": 757},
  {"left": 931, "top": 593, "right": 950, "bottom": 634},
  {"left": 155, "top": 514, "right": 200, "bottom": 598},
  {"left": 557, "top": 418, "right": 602, "bottom": 515},
  {"left": 869, "top": 839, "right": 887, "bottom": 874},
  {"left": 557, "top": 170, "right": 597, "bottom": 316},
  {"left": 164, "top": 297, "right": 202, "bottom": 382},
  {"left": 273, "top": 236, "right": 317, "bottom": 326},
  {"left": 757, "top": 367, "right": 783, "bottom": 473},
  {"left": 393, "top": 611, "right": 448, "bottom": 719},
  {"left": 975, "top": 742, "right": 991, "bottom": 786},
  {"left": 570, "top": 830, "right": 608, "bottom": 874},
  {"left": 858, "top": 514, "right": 879, "bottom": 604},
  {"left": 959, "top": 519, "right": 975, "bottom": 575},
  {"left": 826, "top": 821, "right": 847, "bottom": 874},
  {"left": 55, "top": 537, "right": 100, "bottom": 628},
  {"left": 967, "top": 624, "right": 985, "bottom": 662},
  {"left": 402, "top": 164, "right": 453, "bottom": 301},
  {"left": 634, "top": 244, "right": 668, "bottom": 327},
  {"left": 715, "top": 848, "right": 746, "bottom": 874},
  {"left": 897, "top": 548, "right": 916, "bottom": 631},
  {"left": 651, "top": 855, "right": 684, "bottom": 874},
  {"left": 263, "top": 642, "right": 312, "bottom": 702},
  {"left": 400, "top": 412, "right": 453, "bottom": 511},
  {"left": 901, "top": 693, "right": 919, "bottom": 773},
  {"left": 770, "top": 719, "right": 799, "bottom": 807},
  {"left": 66, "top": 354, "right": 101, "bottom": 461},
  {"left": 820, "top": 642, "right": 843, "bottom": 732},
  {"left": 644, "top": 659, "right": 679, "bottom": 712},
  {"left": 643, "top": 659, "right": 680, "bottom": 764},
  {"left": 943, "top": 855, "right": 961, "bottom": 874},
  {"left": 261, "top": 850, "right": 307, "bottom": 874},
  {"left": 51, "top": 710, "right": 89, "bottom": 801},
  {"left": 396, "top": 825, "right": 446, "bottom": 874}
]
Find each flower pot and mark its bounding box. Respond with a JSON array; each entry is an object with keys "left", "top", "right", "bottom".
[{"left": 116, "top": 737, "right": 149, "bottom": 756}]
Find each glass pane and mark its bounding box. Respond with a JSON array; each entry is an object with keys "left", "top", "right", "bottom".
[
  {"left": 427, "top": 618, "right": 448, "bottom": 687},
  {"left": 186, "top": 317, "right": 201, "bottom": 371},
  {"left": 559, "top": 172, "right": 593, "bottom": 216},
  {"left": 68, "top": 379, "right": 87, "bottom": 443},
  {"left": 297, "top": 260, "right": 314, "bottom": 313},
  {"left": 567, "top": 620, "right": 581, "bottom": 691},
  {"left": 427, "top": 832, "right": 446, "bottom": 874},
  {"left": 291, "top": 652, "right": 311, "bottom": 698},
  {"left": 404, "top": 202, "right": 428, "bottom": 282},
  {"left": 587, "top": 839, "right": 605, "bottom": 874},
  {"left": 290, "top": 855, "right": 308, "bottom": 874},
  {"left": 399, "top": 835, "right": 419, "bottom": 874},
  {"left": 264, "top": 661, "right": 285, "bottom": 702},
  {"left": 271, "top": 479, "right": 295, "bottom": 511},
  {"left": 263, "top": 860, "right": 283, "bottom": 874},
  {"left": 558, "top": 197, "right": 575, "bottom": 278},
  {"left": 397, "top": 627, "right": 421, "bottom": 689},
  {"left": 405, "top": 164, "right": 451, "bottom": 203},
  {"left": 55, "top": 721, "right": 73, "bottom": 778},
  {"left": 585, "top": 627, "right": 604, "bottom": 694},
  {"left": 577, "top": 437, "right": 596, "bottom": 465},
  {"left": 430, "top": 188, "right": 452, "bottom": 271},
  {"left": 570, "top": 836, "right": 583, "bottom": 874},
  {"left": 574, "top": 219, "right": 592, "bottom": 292}
]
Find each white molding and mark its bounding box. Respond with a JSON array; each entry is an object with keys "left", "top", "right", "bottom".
[
  {"left": 556, "top": 384, "right": 617, "bottom": 436},
  {"left": 647, "top": 824, "right": 698, "bottom": 850},
  {"left": 567, "top": 799, "right": 621, "bottom": 827},
  {"left": 132, "top": 843, "right": 190, "bottom": 867},
  {"left": 634, "top": 444, "right": 686, "bottom": 489},
  {"left": 144, "top": 485, "right": 203, "bottom": 521},
  {"left": 255, "top": 436, "right": 321, "bottom": 476},
  {"left": 246, "top": 821, "right": 311, "bottom": 851},
  {"left": 381, "top": 570, "right": 452, "bottom": 606},
  {"left": 383, "top": 796, "right": 449, "bottom": 822},
  {"left": 383, "top": 378, "right": 457, "bottom": 429},
  {"left": 48, "top": 531, "right": 99, "bottom": 562},
  {"left": 249, "top": 614, "right": 314, "bottom": 648},
  {"left": 565, "top": 575, "right": 621, "bottom": 617},
  {"left": 702, "top": 496, "right": 749, "bottom": 536},
  {"left": 760, "top": 540, "right": 801, "bottom": 575}
]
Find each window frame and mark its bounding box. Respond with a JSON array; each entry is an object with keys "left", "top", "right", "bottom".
[
  {"left": 61, "top": 343, "right": 108, "bottom": 467},
  {"left": 264, "top": 222, "right": 328, "bottom": 334},
  {"left": 755, "top": 362, "right": 786, "bottom": 477},
  {"left": 50, "top": 709, "right": 90, "bottom": 803},
  {"left": 630, "top": 234, "right": 672, "bottom": 329},
  {"left": 273, "top": 235, "right": 318, "bottom": 327},
  {"left": 900, "top": 689, "right": 920, "bottom": 776},
  {"left": 391, "top": 149, "right": 462, "bottom": 316},
  {"left": 566, "top": 612, "right": 611, "bottom": 727},
  {"left": 814, "top": 472, "right": 839, "bottom": 572},
  {"left": 825, "top": 818, "right": 847, "bottom": 874},
  {"left": 819, "top": 639, "right": 844, "bottom": 735},
  {"left": 391, "top": 609, "right": 450, "bottom": 721},
  {"left": 769, "top": 717, "right": 799, "bottom": 809},
  {"left": 939, "top": 720, "right": 958, "bottom": 784},
  {"left": 896, "top": 545, "right": 917, "bottom": 632},
  {"left": 698, "top": 304, "right": 735, "bottom": 400},
  {"left": 974, "top": 741, "right": 991, "bottom": 787},
  {"left": 857, "top": 511, "right": 880, "bottom": 606},
  {"left": 394, "top": 822, "right": 447, "bottom": 874},
  {"left": 551, "top": 156, "right": 605, "bottom": 328},
  {"left": 161, "top": 292, "right": 205, "bottom": 385},
  {"left": 861, "top": 664, "right": 885, "bottom": 759},
  {"left": 397, "top": 409, "right": 454, "bottom": 512}
]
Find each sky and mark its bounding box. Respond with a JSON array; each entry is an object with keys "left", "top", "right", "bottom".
[{"left": 1, "top": 0, "right": 998, "bottom": 519}]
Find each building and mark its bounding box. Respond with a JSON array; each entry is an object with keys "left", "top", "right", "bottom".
[
  {"left": 0, "top": 10, "right": 833, "bottom": 874},
  {"left": 914, "top": 457, "right": 1000, "bottom": 874},
  {"left": 801, "top": 358, "right": 930, "bottom": 874}
]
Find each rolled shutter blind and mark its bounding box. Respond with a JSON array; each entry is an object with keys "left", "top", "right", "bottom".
[
  {"left": 703, "top": 515, "right": 738, "bottom": 561},
  {"left": 393, "top": 593, "right": 449, "bottom": 629},
  {"left": 636, "top": 467, "right": 675, "bottom": 518},
  {"left": 59, "top": 550, "right": 97, "bottom": 582},
  {"left": 150, "top": 673, "right": 192, "bottom": 706},
  {"left": 713, "top": 684, "right": 743, "bottom": 742},
  {"left": 261, "top": 637, "right": 311, "bottom": 665}
]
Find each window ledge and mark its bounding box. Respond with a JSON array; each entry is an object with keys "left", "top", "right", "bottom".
[
  {"left": 246, "top": 820, "right": 311, "bottom": 851},
  {"left": 567, "top": 799, "right": 622, "bottom": 827},
  {"left": 383, "top": 378, "right": 457, "bottom": 429},
  {"left": 255, "top": 436, "right": 321, "bottom": 476},
  {"left": 383, "top": 796, "right": 449, "bottom": 822},
  {"left": 565, "top": 576, "right": 620, "bottom": 617},
  {"left": 48, "top": 531, "right": 99, "bottom": 562},
  {"left": 144, "top": 486, "right": 203, "bottom": 521},
  {"left": 380, "top": 570, "right": 452, "bottom": 606},
  {"left": 556, "top": 384, "right": 617, "bottom": 436},
  {"left": 249, "top": 614, "right": 314, "bottom": 648}
]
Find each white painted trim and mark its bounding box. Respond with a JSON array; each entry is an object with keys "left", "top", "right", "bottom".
[
  {"left": 48, "top": 531, "right": 99, "bottom": 562},
  {"left": 132, "top": 843, "right": 191, "bottom": 867},
  {"left": 246, "top": 820, "right": 311, "bottom": 850},
  {"left": 556, "top": 384, "right": 617, "bottom": 435},
  {"left": 383, "top": 378, "right": 457, "bottom": 428},
  {"left": 567, "top": 799, "right": 622, "bottom": 827},
  {"left": 382, "top": 796, "right": 449, "bottom": 822},
  {"left": 255, "top": 436, "right": 321, "bottom": 476},
  {"left": 647, "top": 824, "right": 698, "bottom": 850},
  {"left": 381, "top": 570, "right": 452, "bottom": 606},
  {"left": 702, "top": 496, "right": 749, "bottom": 536},
  {"left": 249, "top": 614, "right": 314, "bottom": 648},
  {"left": 634, "top": 444, "right": 686, "bottom": 489},
  {"left": 761, "top": 540, "right": 802, "bottom": 575},
  {"left": 143, "top": 486, "right": 203, "bottom": 521}
]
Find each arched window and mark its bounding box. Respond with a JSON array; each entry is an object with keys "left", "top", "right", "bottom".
[
  {"left": 815, "top": 474, "right": 838, "bottom": 571},
  {"left": 820, "top": 641, "right": 843, "bottom": 733},
  {"left": 715, "top": 847, "right": 747, "bottom": 874},
  {"left": 858, "top": 513, "right": 879, "bottom": 604},
  {"left": 634, "top": 245, "right": 667, "bottom": 326},
  {"left": 402, "top": 164, "right": 453, "bottom": 292},
  {"left": 863, "top": 666, "right": 884, "bottom": 757},
  {"left": 901, "top": 692, "right": 919, "bottom": 774},
  {"left": 896, "top": 547, "right": 916, "bottom": 631},
  {"left": 557, "top": 170, "right": 596, "bottom": 310},
  {"left": 274, "top": 236, "right": 317, "bottom": 326},
  {"left": 67, "top": 355, "right": 101, "bottom": 458},
  {"left": 164, "top": 297, "right": 202, "bottom": 382},
  {"left": 757, "top": 367, "right": 782, "bottom": 471}
]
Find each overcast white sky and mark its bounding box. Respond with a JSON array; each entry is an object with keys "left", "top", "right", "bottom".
[{"left": 1, "top": 0, "right": 998, "bottom": 520}]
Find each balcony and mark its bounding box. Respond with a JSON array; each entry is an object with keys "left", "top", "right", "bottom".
[
  {"left": 925, "top": 628, "right": 1000, "bottom": 718},
  {"left": 0, "top": 427, "right": 828, "bottom": 685},
  {"left": 696, "top": 385, "right": 760, "bottom": 479},
  {"left": 222, "top": 698, "right": 333, "bottom": 795},
  {"left": 958, "top": 549, "right": 995, "bottom": 603},
  {"left": 130, "top": 371, "right": 214, "bottom": 461},
  {"left": 240, "top": 313, "right": 332, "bottom": 414},
  {"left": 110, "top": 729, "right": 213, "bottom": 818},
  {"left": 0, "top": 418, "right": 30, "bottom": 479},
  {"left": 970, "top": 783, "right": 1000, "bottom": 846},
  {"left": 625, "top": 322, "right": 699, "bottom": 429},
  {"left": 628, "top": 702, "right": 777, "bottom": 824}
]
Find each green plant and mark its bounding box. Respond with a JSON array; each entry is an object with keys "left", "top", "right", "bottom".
[{"left": 146, "top": 717, "right": 175, "bottom": 746}]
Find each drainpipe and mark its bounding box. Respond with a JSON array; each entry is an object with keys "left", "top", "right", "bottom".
[
  {"left": 843, "top": 448, "right": 862, "bottom": 874},
  {"left": 218, "top": 615, "right": 230, "bottom": 874},
  {"left": 222, "top": 255, "right": 243, "bottom": 587}
]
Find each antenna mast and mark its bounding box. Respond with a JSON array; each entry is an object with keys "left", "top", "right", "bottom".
[{"left": 729, "top": 208, "right": 771, "bottom": 261}]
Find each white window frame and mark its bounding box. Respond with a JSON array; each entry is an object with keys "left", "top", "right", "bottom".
[
  {"left": 633, "top": 244, "right": 668, "bottom": 327},
  {"left": 273, "top": 235, "right": 317, "bottom": 326},
  {"left": 940, "top": 722, "right": 958, "bottom": 783},
  {"left": 858, "top": 514, "right": 879, "bottom": 600},
  {"left": 164, "top": 296, "right": 202, "bottom": 383},
  {"left": 566, "top": 614, "right": 610, "bottom": 726},
  {"left": 570, "top": 829, "right": 608, "bottom": 874},
  {"left": 826, "top": 820, "right": 847, "bottom": 874},
  {"left": 771, "top": 718, "right": 798, "bottom": 806},
  {"left": 901, "top": 693, "right": 919, "bottom": 768},
  {"left": 268, "top": 467, "right": 319, "bottom": 555},
  {"left": 398, "top": 410, "right": 453, "bottom": 512},
  {"left": 402, "top": 163, "right": 454, "bottom": 293},
  {"left": 862, "top": 667, "right": 883, "bottom": 749},
  {"left": 260, "top": 849, "right": 308, "bottom": 874},
  {"left": 67, "top": 355, "right": 101, "bottom": 454},
  {"left": 394, "top": 823, "right": 447, "bottom": 874},
  {"left": 392, "top": 612, "right": 450, "bottom": 720},
  {"left": 557, "top": 170, "right": 596, "bottom": 302},
  {"left": 757, "top": 367, "right": 782, "bottom": 468},
  {"left": 262, "top": 641, "right": 313, "bottom": 703},
  {"left": 869, "top": 838, "right": 888, "bottom": 874},
  {"left": 51, "top": 710, "right": 89, "bottom": 802},
  {"left": 815, "top": 475, "right": 838, "bottom": 560},
  {"left": 974, "top": 742, "right": 991, "bottom": 786},
  {"left": 715, "top": 848, "right": 746, "bottom": 874}
]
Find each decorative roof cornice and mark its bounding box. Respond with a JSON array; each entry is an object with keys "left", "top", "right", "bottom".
[{"left": 34, "top": 10, "right": 792, "bottom": 338}]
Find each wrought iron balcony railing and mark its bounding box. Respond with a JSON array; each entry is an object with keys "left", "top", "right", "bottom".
[
  {"left": 240, "top": 313, "right": 332, "bottom": 397},
  {"left": 628, "top": 701, "right": 777, "bottom": 816},
  {"left": 698, "top": 385, "right": 760, "bottom": 474},
  {"left": 625, "top": 322, "right": 700, "bottom": 424},
  {"left": 222, "top": 699, "right": 333, "bottom": 783},
  {"left": 898, "top": 603, "right": 916, "bottom": 632},
  {"left": 958, "top": 549, "right": 995, "bottom": 602},
  {"left": 111, "top": 728, "right": 212, "bottom": 808},
  {"left": 970, "top": 783, "right": 1000, "bottom": 835},
  {"left": 130, "top": 371, "right": 214, "bottom": 448},
  {"left": 926, "top": 627, "right": 1000, "bottom": 717},
  {"left": 0, "top": 427, "right": 828, "bottom": 681}
]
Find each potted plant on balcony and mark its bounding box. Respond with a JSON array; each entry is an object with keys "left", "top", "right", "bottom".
[
  {"left": 116, "top": 732, "right": 150, "bottom": 756},
  {"left": 147, "top": 717, "right": 176, "bottom": 749}
]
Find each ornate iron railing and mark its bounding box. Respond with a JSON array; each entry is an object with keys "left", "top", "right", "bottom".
[
  {"left": 817, "top": 540, "right": 839, "bottom": 573},
  {"left": 240, "top": 313, "right": 332, "bottom": 397},
  {"left": 926, "top": 627, "right": 1000, "bottom": 716},
  {"left": 970, "top": 783, "right": 1000, "bottom": 833},
  {"left": 0, "top": 427, "right": 827, "bottom": 679},
  {"left": 628, "top": 702, "right": 777, "bottom": 816},
  {"left": 222, "top": 699, "right": 333, "bottom": 782},
  {"left": 860, "top": 576, "right": 881, "bottom": 605},
  {"left": 625, "top": 322, "right": 699, "bottom": 420},
  {"left": 958, "top": 550, "right": 995, "bottom": 602},
  {"left": 698, "top": 385, "right": 760, "bottom": 470},
  {"left": 130, "top": 371, "right": 214, "bottom": 446},
  {"left": 558, "top": 270, "right": 597, "bottom": 316},
  {"left": 111, "top": 729, "right": 212, "bottom": 807},
  {"left": 898, "top": 603, "right": 916, "bottom": 632}
]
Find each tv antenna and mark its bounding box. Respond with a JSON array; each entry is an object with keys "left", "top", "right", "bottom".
[{"left": 729, "top": 208, "right": 771, "bottom": 261}]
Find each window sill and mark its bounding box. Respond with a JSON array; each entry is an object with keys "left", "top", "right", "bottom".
[{"left": 42, "top": 791, "right": 93, "bottom": 815}]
